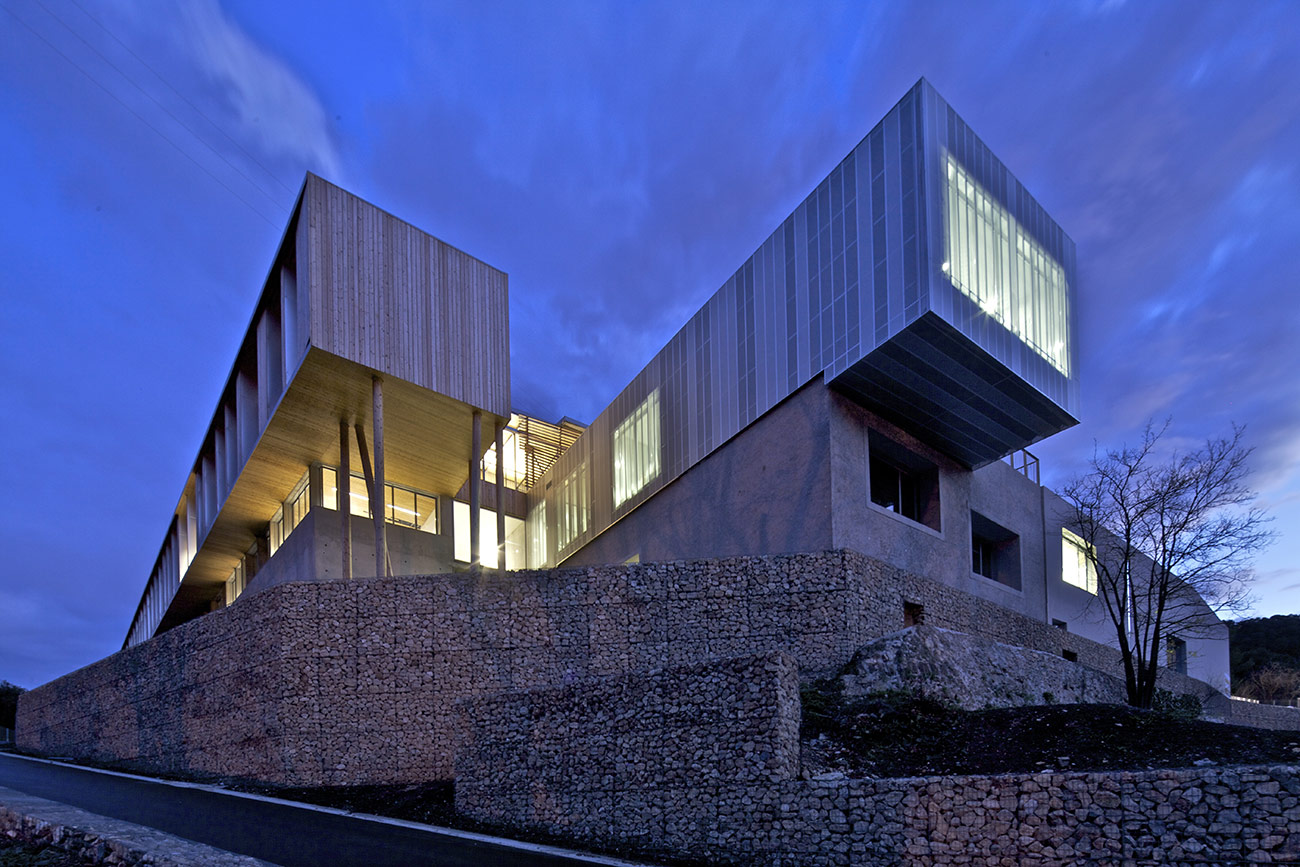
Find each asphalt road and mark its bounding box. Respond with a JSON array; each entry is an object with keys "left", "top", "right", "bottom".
[{"left": 0, "top": 752, "right": 647, "bottom": 867}]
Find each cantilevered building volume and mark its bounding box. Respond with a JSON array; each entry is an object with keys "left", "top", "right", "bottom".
[
  {"left": 526, "top": 79, "right": 1079, "bottom": 569},
  {"left": 123, "top": 79, "right": 1229, "bottom": 693}
]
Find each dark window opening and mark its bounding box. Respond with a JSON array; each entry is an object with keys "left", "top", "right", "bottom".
[
  {"left": 1062, "top": 649, "right": 1078, "bottom": 663},
  {"left": 1052, "top": 619, "right": 1068, "bottom": 631},
  {"left": 1167, "top": 637, "right": 1188, "bottom": 675},
  {"left": 970, "top": 510, "right": 1021, "bottom": 590},
  {"left": 869, "top": 431, "right": 941, "bottom": 531},
  {"left": 904, "top": 602, "right": 925, "bottom": 627},
  {"left": 972, "top": 537, "right": 995, "bottom": 579}
]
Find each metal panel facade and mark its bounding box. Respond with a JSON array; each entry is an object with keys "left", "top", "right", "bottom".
[{"left": 528, "top": 80, "right": 1080, "bottom": 567}]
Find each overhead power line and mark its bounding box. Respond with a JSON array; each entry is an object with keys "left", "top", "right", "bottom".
[
  {"left": 1, "top": 2, "right": 283, "bottom": 228},
  {"left": 66, "top": 0, "right": 297, "bottom": 198},
  {"left": 32, "top": 0, "right": 291, "bottom": 215}
]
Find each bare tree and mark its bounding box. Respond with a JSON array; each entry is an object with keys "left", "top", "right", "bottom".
[
  {"left": 1061, "top": 422, "right": 1273, "bottom": 708},
  {"left": 1239, "top": 665, "right": 1300, "bottom": 706}
]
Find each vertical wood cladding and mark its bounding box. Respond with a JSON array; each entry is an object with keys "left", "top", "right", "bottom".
[{"left": 302, "top": 175, "right": 510, "bottom": 418}]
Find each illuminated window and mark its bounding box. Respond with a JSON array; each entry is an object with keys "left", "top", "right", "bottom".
[
  {"left": 529, "top": 502, "right": 548, "bottom": 569},
  {"left": 224, "top": 560, "right": 246, "bottom": 606},
  {"left": 1061, "top": 528, "right": 1097, "bottom": 594},
  {"left": 557, "top": 463, "right": 589, "bottom": 551},
  {"left": 944, "top": 153, "right": 1070, "bottom": 376},
  {"left": 320, "top": 466, "right": 438, "bottom": 532},
  {"left": 452, "top": 502, "right": 525, "bottom": 569},
  {"left": 613, "top": 390, "right": 661, "bottom": 508}
]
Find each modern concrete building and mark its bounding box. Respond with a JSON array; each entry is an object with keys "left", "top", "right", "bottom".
[{"left": 124, "top": 80, "right": 1230, "bottom": 693}]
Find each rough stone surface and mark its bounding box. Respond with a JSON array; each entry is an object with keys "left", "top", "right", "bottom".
[
  {"left": 0, "top": 785, "right": 270, "bottom": 866},
  {"left": 455, "top": 652, "right": 801, "bottom": 798},
  {"left": 840, "top": 625, "right": 1128, "bottom": 709},
  {"left": 16, "top": 550, "right": 1287, "bottom": 788},
  {"left": 1223, "top": 699, "right": 1300, "bottom": 732},
  {"left": 454, "top": 662, "right": 1300, "bottom": 866}
]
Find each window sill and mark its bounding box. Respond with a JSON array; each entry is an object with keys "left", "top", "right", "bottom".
[
  {"left": 970, "top": 571, "right": 1023, "bottom": 594},
  {"left": 867, "top": 502, "right": 944, "bottom": 539}
]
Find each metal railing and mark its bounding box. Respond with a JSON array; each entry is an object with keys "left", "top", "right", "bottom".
[{"left": 1004, "top": 448, "right": 1040, "bottom": 484}]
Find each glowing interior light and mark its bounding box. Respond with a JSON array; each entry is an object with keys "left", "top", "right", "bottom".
[{"left": 943, "top": 151, "right": 1070, "bottom": 376}]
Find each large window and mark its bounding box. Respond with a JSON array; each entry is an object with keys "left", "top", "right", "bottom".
[
  {"left": 944, "top": 153, "right": 1070, "bottom": 376},
  {"left": 868, "top": 431, "right": 941, "bottom": 531},
  {"left": 556, "top": 463, "right": 589, "bottom": 551},
  {"left": 452, "top": 502, "right": 525, "bottom": 570},
  {"left": 970, "top": 511, "right": 1021, "bottom": 590},
  {"left": 320, "top": 466, "right": 438, "bottom": 533},
  {"left": 269, "top": 472, "right": 312, "bottom": 554},
  {"left": 223, "top": 559, "right": 247, "bottom": 606},
  {"left": 528, "top": 502, "right": 548, "bottom": 569},
  {"left": 613, "top": 389, "right": 661, "bottom": 508},
  {"left": 1061, "top": 528, "right": 1097, "bottom": 594}
]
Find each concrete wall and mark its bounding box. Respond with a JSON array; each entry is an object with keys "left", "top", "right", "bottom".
[
  {"left": 1042, "top": 491, "right": 1234, "bottom": 695},
  {"left": 568, "top": 379, "right": 1052, "bottom": 628},
  {"left": 828, "top": 389, "right": 1050, "bottom": 624},
  {"left": 244, "top": 509, "right": 454, "bottom": 597},
  {"left": 564, "top": 379, "right": 1231, "bottom": 693},
  {"left": 562, "top": 381, "right": 834, "bottom": 567}
]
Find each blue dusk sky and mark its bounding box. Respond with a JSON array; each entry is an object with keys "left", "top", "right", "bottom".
[{"left": 2, "top": 1, "right": 1297, "bottom": 688}]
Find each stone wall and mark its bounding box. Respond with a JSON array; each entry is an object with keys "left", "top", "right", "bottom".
[
  {"left": 1227, "top": 699, "right": 1300, "bottom": 732},
  {"left": 455, "top": 651, "right": 1300, "bottom": 865},
  {"left": 17, "top": 549, "right": 1263, "bottom": 787},
  {"left": 465, "top": 765, "right": 1300, "bottom": 866},
  {"left": 0, "top": 785, "right": 268, "bottom": 866},
  {"left": 839, "top": 626, "right": 1128, "bottom": 710},
  {"left": 454, "top": 652, "right": 800, "bottom": 799}
]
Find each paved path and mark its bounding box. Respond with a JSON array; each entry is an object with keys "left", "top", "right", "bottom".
[{"left": 0, "top": 753, "right": 651, "bottom": 867}]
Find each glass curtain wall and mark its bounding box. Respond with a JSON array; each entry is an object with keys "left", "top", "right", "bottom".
[
  {"left": 944, "top": 153, "right": 1070, "bottom": 376},
  {"left": 556, "top": 463, "right": 590, "bottom": 551},
  {"left": 612, "top": 389, "right": 661, "bottom": 508}
]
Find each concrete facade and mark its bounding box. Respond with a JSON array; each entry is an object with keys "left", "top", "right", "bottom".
[{"left": 568, "top": 377, "right": 1230, "bottom": 691}]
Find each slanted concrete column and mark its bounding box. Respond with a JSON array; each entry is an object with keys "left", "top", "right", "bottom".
[
  {"left": 495, "top": 422, "right": 506, "bottom": 572},
  {"left": 373, "top": 376, "right": 387, "bottom": 578},
  {"left": 339, "top": 417, "right": 352, "bottom": 581},
  {"left": 470, "top": 410, "right": 482, "bottom": 573}
]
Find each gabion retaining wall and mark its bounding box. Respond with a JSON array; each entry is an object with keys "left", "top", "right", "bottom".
[
  {"left": 454, "top": 652, "right": 801, "bottom": 798},
  {"left": 455, "top": 653, "right": 1300, "bottom": 865},
  {"left": 17, "top": 549, "right": 1252, "bottom": 787},
  {"left": 459, "top": 766, "right": 1300, "bottom": 866},
  {"left": 1227, "top": 699, "right": 1300, "bottom": 732}
]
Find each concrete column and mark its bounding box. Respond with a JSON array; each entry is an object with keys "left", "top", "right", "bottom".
[
  {"left": 470, "top": 410, "right": 482, "bottom": 573},
  {"left": 373, "top": 376, "right": 387, "bottom": 579},
  {"left": 495, "top": 422, "right": 506, "bottom": 571},
  {"left": 339, "top": 417, "right": 352, "bottom": 581}
]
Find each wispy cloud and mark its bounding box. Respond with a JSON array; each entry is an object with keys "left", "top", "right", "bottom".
[{"left": 177, "top": 0, "right": 341, "bottom": 181}]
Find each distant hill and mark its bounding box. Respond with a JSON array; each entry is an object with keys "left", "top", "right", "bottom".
[{"left": 1228, "top": 614, "right": 1300, "bottom": 689}]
